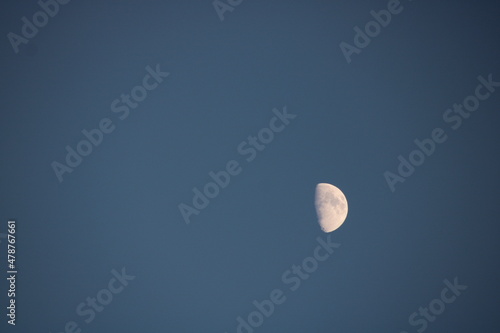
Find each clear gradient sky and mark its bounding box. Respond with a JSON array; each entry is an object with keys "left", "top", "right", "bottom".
[{"left": 1, "top": 0, "right": 500, "bottom": 332}]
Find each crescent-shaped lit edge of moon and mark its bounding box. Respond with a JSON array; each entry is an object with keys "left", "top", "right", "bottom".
[{"left": 314, "top": 183, "right": 348, "bottom": 233}]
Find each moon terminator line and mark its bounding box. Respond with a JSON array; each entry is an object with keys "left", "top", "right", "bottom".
[{"left": 314, "top": 183, "right": 348, "bottom": 233}]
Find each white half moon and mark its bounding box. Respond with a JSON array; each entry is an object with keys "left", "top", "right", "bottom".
[{"left": 314, "top": 183, "right": 348, "bottom": 233}]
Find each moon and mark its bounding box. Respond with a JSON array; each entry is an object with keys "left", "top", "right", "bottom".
[{"left": 314, "top": 183, "right": 348, "bottom": 233}]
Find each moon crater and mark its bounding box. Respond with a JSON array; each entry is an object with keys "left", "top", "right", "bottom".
[{"left": 314, "top": 183, "right": 348, "bottom": 233}]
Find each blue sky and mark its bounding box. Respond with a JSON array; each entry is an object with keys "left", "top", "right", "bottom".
[{"left": 1, "top": 0, "right": 500, "bottom": 332}]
